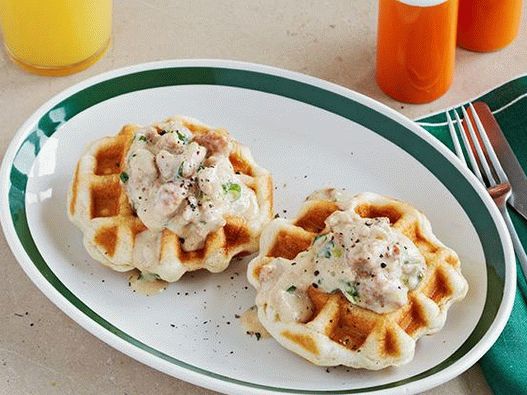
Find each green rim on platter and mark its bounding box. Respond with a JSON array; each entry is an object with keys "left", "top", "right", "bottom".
[{"left": 7, "top": 66, "right": 505, "bottom": 393}]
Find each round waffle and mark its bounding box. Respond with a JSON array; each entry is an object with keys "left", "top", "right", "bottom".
[
  {"left": 248, "top": 189, "right": 468, "bottom": 369},
  {"left": 68, "top": 116, "right": 273, "bottom": 281}
]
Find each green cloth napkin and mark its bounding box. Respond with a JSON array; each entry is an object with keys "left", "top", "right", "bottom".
[{"left": 416, "top": 75, "right": 527, "bottom": 395}]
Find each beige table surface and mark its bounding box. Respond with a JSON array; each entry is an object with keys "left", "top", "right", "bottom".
[{"left": 1, "top": 1, "right": 526, "bottom": 394}]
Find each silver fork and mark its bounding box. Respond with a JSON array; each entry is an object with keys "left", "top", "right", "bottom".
[{"left": 446, "top": 103, "right": 527, "bottom": 279}]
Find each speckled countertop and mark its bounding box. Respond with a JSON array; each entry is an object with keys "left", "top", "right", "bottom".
[{"left": 1, "top": 0, "right": 526, "bottom": 394}]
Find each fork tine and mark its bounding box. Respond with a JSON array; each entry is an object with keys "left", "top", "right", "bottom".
[
  {"left": 461, "top": 105, "right": 497, "bottom": 186},
  {"left": 446, "top": 110, "right": 466, "bottom": 162},
  {"left": 468, "top": 103, "right": 510, "bottom": 184},
  {"left": 453, "top": 108, "right": 485, "bottom": 184}
]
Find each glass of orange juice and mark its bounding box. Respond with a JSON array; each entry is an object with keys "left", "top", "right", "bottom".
[
  {"left": 0, "top": 0, "right": 112, "bottom": 76},
  {"left": 458, "top": 0, "right": 523, "bottom": 52},
  {"left": 376, "top": 0, "right": 459, "bottom": 104}
]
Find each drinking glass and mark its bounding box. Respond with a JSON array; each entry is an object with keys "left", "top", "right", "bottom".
[{"left": 0, "top": 0, "right": 112, "bottom": 76}]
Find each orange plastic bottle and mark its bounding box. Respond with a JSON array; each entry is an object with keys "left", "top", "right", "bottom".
[
  {"left": 457, "top": 0, "right": 523, "bottom": 52},
  {"left": 376, "top": 0, "right": 459, "bottom": 104}
]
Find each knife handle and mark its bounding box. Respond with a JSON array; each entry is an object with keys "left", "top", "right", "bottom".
[
  {"left": 474, "top": 101, "right": 527, "bottom": 222},
  {"left": 499, "top": 205, "right": 527, "bottom": 280}
]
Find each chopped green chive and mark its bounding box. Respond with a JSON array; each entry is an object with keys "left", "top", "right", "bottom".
[
  {"left": 222, "top": 182, "right": 241, "bottom": 201},
  {"left": 138, "top": 272, "right": 161, "bottom": 281},
  {"left": 138, "top": 135, "right": 147, "bottom": 142},
  {"left": 119, "top": 172, "right": 129, "bottom": 183},
  {"left": 346, "top": 284, "right": 360, "bottom": 302},
  {"left": 313, "top": 234, "right": 327, "bottom": 244},
  {"left": 177, "top": 161, "right": 185, "bottom": 177},
  {"left": 333, "top": 246, "right": 343, "bottom": 258},
  {"left": 286, "top": 285, "right": 296, "bottom": 293},
  {"left": 176, "top": 130, "right": 189, "bottom": 143},
  {"left": 318, "top": 239, "right": 335, "bottom": 258}
]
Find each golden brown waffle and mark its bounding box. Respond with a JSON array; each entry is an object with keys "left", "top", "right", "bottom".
[
  {"left": 248, "top": 190, "right": 468, "bottom": 369},
  {"left": 68, "top": 116, "right": 273, "bottom": 281}
]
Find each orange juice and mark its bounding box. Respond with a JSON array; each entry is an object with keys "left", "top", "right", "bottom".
[
  {"left": 458, "top": 0, "right": 523, "bottom": 52},
  {"left": 376, "top": 0, "right": 458, "bottom": 104},
  {"left": 0, "top": 0, "right": 112, "bottom": 75}
]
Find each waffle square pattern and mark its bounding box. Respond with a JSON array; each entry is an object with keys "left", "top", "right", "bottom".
[
  {"left": 68, "top": 116, "right": 273, "bottom": 282},
  {"left": 248, "top": 189, "right": 468, "bottom": 369}
]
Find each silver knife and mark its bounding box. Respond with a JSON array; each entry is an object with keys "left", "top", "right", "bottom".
[{"left": 473, "top": 101, "right": 527, "bottom": 220}]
